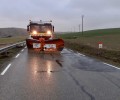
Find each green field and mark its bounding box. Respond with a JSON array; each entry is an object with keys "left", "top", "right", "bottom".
[{"left": 57, "top": 28, "right": 120, "bottom": 51}]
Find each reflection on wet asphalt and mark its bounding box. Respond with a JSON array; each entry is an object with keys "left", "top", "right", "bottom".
[{"left": 0, "top": 48, "right": 120, "bottom": 100}]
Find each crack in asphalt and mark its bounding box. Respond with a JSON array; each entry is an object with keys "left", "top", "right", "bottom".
[
  {"left": 65, "top": 70, "right": 95, "bottom": 100},
  {"left": 81, "top": 86, "right": 95, "bottom": 100},
  {"left": 56, "top": 60, "right": 63, "bottom": 67},
  {"left": 37, "top": 70, "right": 59, "bottom": 73}
]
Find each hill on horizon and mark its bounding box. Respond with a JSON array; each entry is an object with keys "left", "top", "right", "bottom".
[
  {"left": 57, "top": 28, "right": 120, "bottom": 38},
  {"left": 0, "top": 28, "right": 27, "bottom": 37}
]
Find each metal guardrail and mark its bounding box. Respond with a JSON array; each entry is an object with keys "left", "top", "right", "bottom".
[{"left": 0, "top": 41, "right": 26, "bottom": 54}]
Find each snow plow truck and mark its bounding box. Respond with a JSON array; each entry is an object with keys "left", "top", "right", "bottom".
[{"left": 26, "top": 20, "right": 64, "bottom": 52}]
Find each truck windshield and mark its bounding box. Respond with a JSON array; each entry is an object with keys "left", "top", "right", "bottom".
[{"left": 30, "top": 25, "right": 52, "bottom": 33}]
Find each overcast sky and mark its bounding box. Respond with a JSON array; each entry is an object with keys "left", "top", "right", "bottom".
[{"left": 0, "top": 0, "right": 120, "bottom": 31}]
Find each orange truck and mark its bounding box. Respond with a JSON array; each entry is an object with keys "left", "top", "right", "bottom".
[{"left": 26, "top": 20, "right": 64, "bottom": 52}]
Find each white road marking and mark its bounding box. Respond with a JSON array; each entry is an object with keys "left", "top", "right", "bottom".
[
  {"left": 69, "top": 49, "right": 73, "bottom": 52},
  {"left": 77, "top": 53, "right": 85, "bottom": 57},
  {"left": 1, "top": 64, "right": 12, "bottom": 75},
  {"left": 24, "top": 46, "right": 27, "bottom": 49},
  {"left": 15, "top": 53, "right": 20, "bottom": 58},
  {"left": 62, "top": 48, "right": 71, "bottom": 53},
  {"left": 21, "top": 49, "right": 24, "bottom": 52},
  {"left": 103, "top": 63, "right": 120, "bottom": 70}
]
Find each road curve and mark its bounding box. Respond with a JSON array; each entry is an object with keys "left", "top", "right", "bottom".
[{"left": 0, "top": 48, "right": 120, "bottom": 100}]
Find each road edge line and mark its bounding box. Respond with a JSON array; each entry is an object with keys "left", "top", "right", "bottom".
[
  {"left": 15, "top": 53, "right": 20, "bottom": 58},
  {"left": 103, "top": 62, "right": 120, "bottom": 70},
  {"left": 1, "top": 64, "right": 12, "bottom": 75},
  {"left": 21, "top": 49, "right": 24, "bottom": 52}
]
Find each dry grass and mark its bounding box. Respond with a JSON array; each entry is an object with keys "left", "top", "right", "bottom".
[
  {"left": 57, "top": 28, "right": 120, "bottom": 51},
  {"left": 0, "top": 36, "right": 27, "bottom": 47}
]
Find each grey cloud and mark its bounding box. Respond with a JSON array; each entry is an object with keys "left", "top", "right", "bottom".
[{"left": 0, "top": 0, "right": 120, "bottom": 31}]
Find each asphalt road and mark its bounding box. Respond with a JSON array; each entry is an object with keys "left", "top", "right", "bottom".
[{"left": 0, "top": 47, "right": 120, "bottom": 100}]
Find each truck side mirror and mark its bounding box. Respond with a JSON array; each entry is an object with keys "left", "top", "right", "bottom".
[
  {"left": 53, "top": 26, "right": 54, "bottom": 32},
  {"left": 27, "top": 26, "right": 29, "bottom": 31}
]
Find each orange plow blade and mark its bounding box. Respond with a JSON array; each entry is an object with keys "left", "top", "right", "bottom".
[{"left": 26, "top": 38, "right": 64, "bottom": 52}]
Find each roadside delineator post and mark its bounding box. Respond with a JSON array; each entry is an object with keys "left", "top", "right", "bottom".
[
  {"left": 98, "top": 42, "right": 103, "bottom": 49},
  {"left": 97, "top": 42, "right": 103, "bottom": 55}
]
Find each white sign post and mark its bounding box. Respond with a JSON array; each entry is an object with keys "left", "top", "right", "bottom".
[{"left": 98, "top": 42, "right": 103, "bottom": 49}]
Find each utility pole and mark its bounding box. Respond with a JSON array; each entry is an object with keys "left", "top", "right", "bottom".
[{"left": 82, "top": 15, "right": 84, "bottom": 35}]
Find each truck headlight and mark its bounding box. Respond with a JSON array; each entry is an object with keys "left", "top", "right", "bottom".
[
  {"left": 32, "top": 30, "right": 37, "bottom": 35},
  {"left": 47, "top": 31, "right": 52, "bottom": 35}
]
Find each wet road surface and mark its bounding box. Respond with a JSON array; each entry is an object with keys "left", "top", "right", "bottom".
[{"left": 0, "top": 48, "right": 120, "bottom": 100}]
